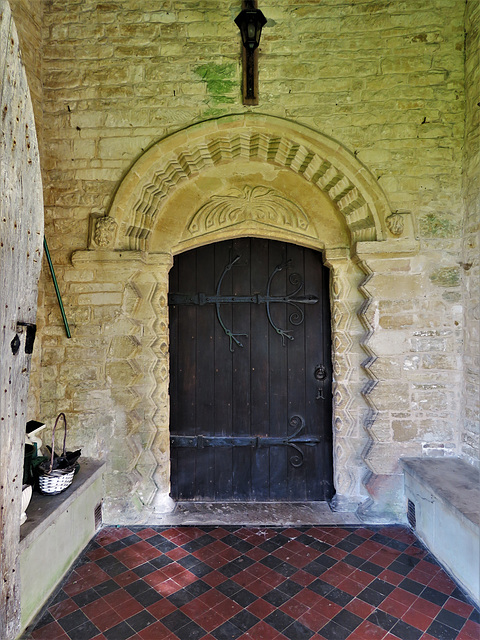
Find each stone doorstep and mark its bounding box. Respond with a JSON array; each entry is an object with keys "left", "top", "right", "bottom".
[
  {"left": 401, "top": 457, "right": 480, "bottom": 531},
  {"left": 20, "top": 458, "right": 106, "bottom": 553}
]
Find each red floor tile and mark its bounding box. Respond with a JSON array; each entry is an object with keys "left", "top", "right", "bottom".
[
  {"left": 401, "top": 607, "right": 434, "bottom": 631},
  {"left": 25, "top": 524, "right": 480, "bottom": 640},
  {"left": 30, "top": 621, "right": 69, "bottom": 640}
]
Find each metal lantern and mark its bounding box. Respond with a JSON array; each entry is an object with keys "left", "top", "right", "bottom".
[
  {"left": 235, "top": 0, "right": 267, "bottom": 103},
  {"left": 235, "top": 0, "right": 267, "bottom": 51}
]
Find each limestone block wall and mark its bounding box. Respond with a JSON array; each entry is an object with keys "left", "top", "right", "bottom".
[
  {"left": 23, "top": 0, "right": 470, "bottom": 522},
  {"left": 462, "top": 0, "right": 480, "bottom": 465}
]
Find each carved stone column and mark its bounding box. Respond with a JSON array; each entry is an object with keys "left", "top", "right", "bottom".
[{"left": 324, "top": 249, "right": 368, "bottom": 512}]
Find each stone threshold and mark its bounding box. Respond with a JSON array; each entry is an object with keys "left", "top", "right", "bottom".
[{"left": 150, "top": 501, "right": 363, "bottom": 526}]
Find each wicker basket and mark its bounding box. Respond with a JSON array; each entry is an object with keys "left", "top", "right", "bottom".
[{"left": 38, "top": 413, "right": 77, "bottom": 496}]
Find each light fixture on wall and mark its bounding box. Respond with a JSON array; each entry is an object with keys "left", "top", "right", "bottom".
[{"left": 235, "top": 0, "right": 267, "bottom": 105}]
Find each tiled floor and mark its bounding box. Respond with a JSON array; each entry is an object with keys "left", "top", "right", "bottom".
[{"left": 25, "top": 525, "right": 480, "bottom": 640}]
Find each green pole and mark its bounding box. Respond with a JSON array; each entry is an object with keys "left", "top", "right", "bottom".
[{"left": 43, "top": 237, "right": 71, "bottom": 338}]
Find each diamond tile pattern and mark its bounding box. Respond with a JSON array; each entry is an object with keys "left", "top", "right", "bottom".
[{"left": 24, "top": 525, "right": 480, "bottom": 640}]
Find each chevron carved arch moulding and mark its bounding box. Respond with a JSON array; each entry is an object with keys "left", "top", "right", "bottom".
[{"left": 106, "top": 114, "right": 391, "bottom": 251}]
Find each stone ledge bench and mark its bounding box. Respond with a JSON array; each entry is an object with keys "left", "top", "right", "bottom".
[
  {"left": 19, "top": 458, "right": 105, "bottom": 634},
  {"left": 401, "top": 457, "right": 480, "bottom": 605}
]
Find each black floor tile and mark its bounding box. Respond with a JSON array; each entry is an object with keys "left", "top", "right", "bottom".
[
  {"left": 217, "top": 579, "right": 243, "bottom": 597},
  {"left": 360, "top": 560, "right": 384, "bottom": 576},
  {"left": 133, "top": 561, "right": 157, "bottom": 577},
  {"left": 230, "top": 588, "right": 257, "bottom": 607},
  {"left": 324, "top": 587, "right": 353, "bottom": 607},
  {"left": 125, "top": 579, "right": 150, "bottom": 597},
  {"left": 435, "top": 607, "right": 467, "bottom": 631},
  {"left": 229, "top": 609, "right": 259, "bottom": 632},
  {"left": 67, "top": 620, "right": 100, "bottom": 640},
  {"left": 185, "top": 579, "right": 212, "bottom": 597},
  {"left": 33, "top": 611, "right": 54, "bottom": 630},
  {"left": 369, "top": 577, "right": 397, "bottom": 596},
  {"left": 273, "top": 561, "right": 298, "bottom": 577},
  {"left": 332, "top": 609, "right": 363, "bottom": 632},
  {"left": 126, "top": 609, "right": 157, "bottom": 632},
  {"left": 176, "top": 620, "right": 207, "bottom": 640},
  {"left": 58, "top": 609, "right": 89, "bottom": 633},
  {"left": 103, "top": 621, "right": 136, "bottom": 640},
  {"left": 168, "top": 588, "right": 196, "bottom": 608},
  {"left": 421, "top": 586, "right": 449, "bottom": 606},
  {"left": 149, "top": 554, "right": 174, "bottom": 569},
  {"left": 399, "top": 577, "right": 425, "bottom": 595},
  {"left": 357, "top": 586, "right": 387, "bottom": 607},
  {"left": 93, "top": 578, "right": 120, "bottom": 597},
  {"left": 308, "top": 578, "right": 335, "bottom": 597},
  {"left": 264, "top": 609, "right": 296, "bottom": 632},
  {"left": 133, "top": 587, "right": 163, "bottom": 607},
  {"left": 343, "top": 553, "right": 364, "bottom": 569},
  {"left": 189, "top": 560, "right": 214, "bottom": 577},
  {"left": 104, "top": 540, "right": 127, "bottom": 553},
  {"left": 162, "top": 609, "right": 192, "bottom": 631},
  {"left": 262, "top": 588, "right": 292, "bottom": 607},
  {"left": 212, "top": 620, "right": 243, "bottom": 639},
  {"left": 71, "top": 588, "right": 100, "bottom": 608},
  {"left": 367, "top": 609, "right": 399, "bottom": 631},
  {"left": 426, "top": 619, "right": 460, "bottom": 640},
  {"left": 315, "top": 554, "right": 337, "bottom": 568},
  {"left": 390, "top": 619, "right": 424, "bottom": 640},
  {"left": 277, "top": 579, "right": 303, "bottom": 597},
  {"left": 304, "top": 560, "right": 328, "bottom": 576},
  {"left": 96, "top": 555, "right": 128, "bottom": 577},
  {"left": 283, "top": 619, "right": 315, "bottom": 639},
  {"left": 318, "top": 619, "right": 351, "bottom": 640}
]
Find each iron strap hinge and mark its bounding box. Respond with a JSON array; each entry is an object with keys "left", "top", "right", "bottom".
[
  {"left": 170, "top": 435, "right": 321, "bottom": 448},
  {"left": 171, "top": 416, "right": 318, "bottom": 468}
]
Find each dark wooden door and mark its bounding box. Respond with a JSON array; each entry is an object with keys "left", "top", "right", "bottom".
[{"left": 169, "top": 238, "right": 333, "bottom": 501}]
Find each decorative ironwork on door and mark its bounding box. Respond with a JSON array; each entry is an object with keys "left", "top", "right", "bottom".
[
  {"left": 171, "top": 415, "right": 320, "bottom": 468},
  {"left": 169, "top": 254, "right": 318, "bottom": 351},
  {"left": 168, "top": 238, "right": 334, "bottom": 502}
]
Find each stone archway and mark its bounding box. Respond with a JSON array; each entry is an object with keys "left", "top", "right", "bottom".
[{"left": 73, "top": 114, "right": 416, "bottom": 522}]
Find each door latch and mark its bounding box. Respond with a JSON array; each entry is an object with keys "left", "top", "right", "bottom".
[{"left": 16, "top": 322, "right": 37, "bottom": 354}]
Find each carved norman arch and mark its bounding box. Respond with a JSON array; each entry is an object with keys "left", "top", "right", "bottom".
[
  {"left": 80, "top": 115, "right": 400, "bottom": 519},
  {"left": 95, "top": 114, "right": 392, "bottom": 252}
]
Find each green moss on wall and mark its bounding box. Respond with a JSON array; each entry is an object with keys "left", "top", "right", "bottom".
[
  {"left": 194, "top": 63, "right": 237, "bottom": 104},
  {"left": 419, "top": 213, "right": 459, "bottom": 238},
  {"left": 430, "top": 267, "right": 460, "bottom": 287}
]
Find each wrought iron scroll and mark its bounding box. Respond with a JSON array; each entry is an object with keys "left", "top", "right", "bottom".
[
  {"left": 169, "top": 255, "right": 318, "bottom": 352},
  {"left": 215, "top": 255, "right": 248, "bottom": 352}
]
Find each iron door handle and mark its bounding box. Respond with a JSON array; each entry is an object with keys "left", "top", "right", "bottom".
[{"left": 314, "top": 365, "right": 327, "bottom": 381}]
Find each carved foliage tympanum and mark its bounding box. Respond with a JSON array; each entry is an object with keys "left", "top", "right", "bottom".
[{"left": 188, "top": 186, "right": 310, "bottom": 236}]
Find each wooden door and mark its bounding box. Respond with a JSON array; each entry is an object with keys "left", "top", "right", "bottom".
[
  {"left": 1, "top": 4, "right": 44, "bottom": 637},
  {"left": 169, "top": 238, "right": 333, "bottom": 501}
]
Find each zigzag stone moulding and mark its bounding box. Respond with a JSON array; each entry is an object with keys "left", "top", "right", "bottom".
[
  {"left": 324, "top": 251, "right": 365, "bottom": 507},
  {"left": 188, "top": 185, "right": 311, "bottom": 237},
  {"left": 107, "top": 115, "right": 391, "bottom": 250}
]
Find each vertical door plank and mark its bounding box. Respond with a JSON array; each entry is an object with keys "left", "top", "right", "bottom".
[
  {"left": 231, "top": 238, "right": 251, "bottom": 499},
  {"left": 267, "top": 241, "right": 289, "bottom": 500},
  {"left": 172, "top": 250, "right": 197, "bottom": 498},
  {"left": 213, "top": 241, "right": 234, "bottom": 499},
  {"left": 194, "top": 245, "right": 215, "bottom": 498},
  {"left": 250, "top": 238, "right": 270, "bottom": 500},
  {"left": 285, "top": 243, "right": 307, "bottom": 501}
]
